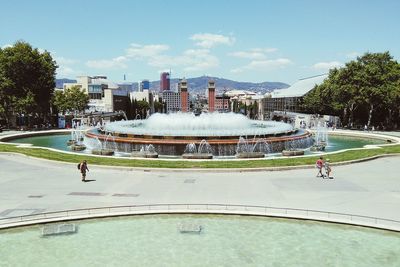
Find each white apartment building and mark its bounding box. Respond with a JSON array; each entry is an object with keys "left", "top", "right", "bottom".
[
  {"left": 64, "top": 76, "right": 128, "bottom": 113},
  {"left": 130, "top": 89, "right": 157, "bottom": 114},
  {"left": 161, "top": 90, "right": 181, "bottom": 113}
]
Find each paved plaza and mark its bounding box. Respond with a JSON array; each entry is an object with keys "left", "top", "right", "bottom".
[{"left": 0, "top": 153, "right": 399, "bottom": 221}]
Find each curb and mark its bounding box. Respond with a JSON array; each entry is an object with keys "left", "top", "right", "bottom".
[{"left": 1, "top": 151, "right": 399, "bottom": 173}]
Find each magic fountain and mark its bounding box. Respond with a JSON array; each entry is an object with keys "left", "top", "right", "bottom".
[{"left": 84, "top": 113, "right": 313, "bottom": 157}]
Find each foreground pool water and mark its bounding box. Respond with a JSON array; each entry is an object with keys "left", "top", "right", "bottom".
[{"left": 1, "top": 214, "right": 399, "bottom": 266}]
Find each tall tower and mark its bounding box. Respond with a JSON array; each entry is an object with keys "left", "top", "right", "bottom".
[
  {"left": 160, "top": 72, "right": 170, "bottom": 91},
  {"left": 208, "top": 80, "right": 215, "bottom": 112},
  {"left": 179, "top": 78, "right": 189, "bottom": 112}
]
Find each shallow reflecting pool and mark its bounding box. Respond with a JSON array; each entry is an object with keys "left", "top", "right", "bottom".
[{"left": 1, "top": 214, "right": 400, "bottom": 266}]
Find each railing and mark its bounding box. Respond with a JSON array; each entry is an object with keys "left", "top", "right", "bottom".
[{"left": 1, "top": 204, "right": 400, "bottom": 231}]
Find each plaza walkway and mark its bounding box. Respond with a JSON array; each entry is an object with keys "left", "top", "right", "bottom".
[{"left": 0, "top": 153, "right": 399, "bottom": 222}]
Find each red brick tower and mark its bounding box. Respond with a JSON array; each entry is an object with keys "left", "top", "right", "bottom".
[
  {"left": 208, "top": 80, "right": 216, "bottom": 112},
  {"left": 179, "top": 79, "right": 188, "bottom": 112}
]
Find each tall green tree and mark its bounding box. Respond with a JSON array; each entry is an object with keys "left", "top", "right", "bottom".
[
  {"left": 0, "top": 41, "right": 57, "bottom": 125},
  {"left": 303, "top": 52, "right": 400, "bottom": 128},
  {"left": 52, "top": 85, "right": 89, "bottom": 114},
  {"left": 66, "top": 86, "right": 89, "bottom": 113}
]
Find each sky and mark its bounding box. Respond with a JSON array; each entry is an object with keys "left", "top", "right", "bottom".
[{"left": 1, "top": 0, "right": 400, "bottom": 85}]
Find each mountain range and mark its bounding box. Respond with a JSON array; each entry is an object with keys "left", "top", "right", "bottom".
[{"left": 56, "top": 76, "right": 289, "bottom": 94}]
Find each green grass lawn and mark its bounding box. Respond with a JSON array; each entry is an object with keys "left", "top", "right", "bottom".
[{"left": 1, "top": 143, "right": 399, "bottom": 168}]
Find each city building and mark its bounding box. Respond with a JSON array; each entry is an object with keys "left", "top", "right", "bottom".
[
  {"left": 207, "top": 80, "right": 216, "bottom": 112},
  {"left": 259, "top": 74, "right": 328, "bottom": 120},
  {"left": 215, "top": 95, "right": 230, "bottom": 112},
  {"left": 117, "top": 82, "right": 134, "bottom": 92},
  {"left": 160, "top": 72, "right": 170, "bottom": 91},
  {"left": 161, "top": 90, "right": 181, "bottom": 112},
  {"left": 225, "top": 90, "right": 257, "bottom": 98},
  {"left": 63, "top": 76, "right": 130, "bottom": 113},
  {"left": 130, "top": 89, "right": 157, "bottom": 114},
  {"left": 138, "top": 79, "right": 150, "bottom": 92},
  {"left": 179, "top": 79, "right": 189, "bottom": 112}
]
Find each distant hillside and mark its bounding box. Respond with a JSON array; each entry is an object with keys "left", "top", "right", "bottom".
[
  {"left": 57, "top": 76, "right": 289, "bottom": 94},
  {"left": 134, "top": 76, "right": 289, "bottom": 95},
  {"left": 56, "top": 78, "right": 76, "bottom": 88}
]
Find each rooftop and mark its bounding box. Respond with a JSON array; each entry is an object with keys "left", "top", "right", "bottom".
[{"left": 271, "top": 74, "right": 328, "bottom": 98}]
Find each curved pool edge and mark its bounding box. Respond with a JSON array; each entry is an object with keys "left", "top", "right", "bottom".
[
  {"left": 0, "top": 129, "right": 400, "bottom": 172},
  {"left": 1, "top": 204, "right": 399, "bottom": 233}
]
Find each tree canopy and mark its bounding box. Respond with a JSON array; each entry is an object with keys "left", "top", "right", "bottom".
[
  {"left": 0, "top": 41, "right": 57, "bottom": 124},
  {"left": 52, "top": 85, "right": 89, "bottom": 114},
  {"left": 303, "top": 52, "right": 400, "bottom": 129}
]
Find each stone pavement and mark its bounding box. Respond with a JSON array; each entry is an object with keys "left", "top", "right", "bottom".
[{"left": 0, "top": 153, "right": 399, "bottom": 221}]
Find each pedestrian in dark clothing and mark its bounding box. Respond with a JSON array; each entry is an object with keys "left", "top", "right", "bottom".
[{"left": 79, "top": 160, "right": 89, "bottom": 182}]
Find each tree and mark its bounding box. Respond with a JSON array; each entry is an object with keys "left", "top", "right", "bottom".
[
  {"left": 154, "top": 100, "right": 164, "bottom": 113},
  {"left": 0, "top": 41, "right": 57, "bottom": 125},
  {"left": 66, "top": 86, "right": 89, "bottom": 113},
  {"left": 52, "top": 85, "right": 89, "bottom": 115},
  {"left": 137, "top": 100, "right": 150, "bottom": 118},
  {"left": 52, "top": 90, "right": 68, "bottom": 115},
  {"left": 303, "top": 52, "right": 400, "bottom": 128}
]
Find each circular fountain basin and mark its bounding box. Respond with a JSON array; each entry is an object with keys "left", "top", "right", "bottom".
[
  {"left": 70, "top": 144, "right": 86, "bottom": 151},
  {"left": 182, "top": 153, "right": 213, "bottom": 159},
  {"left": 236, "top": 152, "right": 265, "bottom": 158},
  {"left": 91, "top": 148, "right": 114, "bottom": 156},
  {"left": 282, "top": 150, "right": 305, "bottom": 156},
  {"left": 66, "top": 140, "right": 77, "bottom": 146},
  {"left": 85, "top": 113, "right": 313, "bottom": 156},
  {"left": 131, "top": 151, "right": 159, "bottom": 158}
]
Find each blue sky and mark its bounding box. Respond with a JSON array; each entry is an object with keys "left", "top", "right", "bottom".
[{"left": 1, "top": 0, "right": 400, "bottom": 85}]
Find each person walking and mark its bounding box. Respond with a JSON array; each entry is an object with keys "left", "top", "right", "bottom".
[
  {"left": 79, "top": 160, "right": 89, "bottom": 182},
  {"left": 325, "top": 159, "right": 333, "bottom": 179},
  {"left": 316, "top": 156, "right": 324, "bottom": 178}
]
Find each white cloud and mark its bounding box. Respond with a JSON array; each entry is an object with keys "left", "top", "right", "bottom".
[
  {"left": 252, "top": 48, "right": 278, "bottom": 53},
  {"left": 126, "top": 43, "right": 169, "bottom": 59},
  {"left": 1, "top": 44, "right": 12, "bottom": 49},
  {"left": 86, "top": 56, "right": 129, "bottom": 69},
  {"left": 55, "top": 56, "right": 78, "bottom": 65},
  {"left": 313, "top": 61, "right": 343, "bottom": 70},
  {"left": 346, "top": 52, "right": 360, "bottom": 59},
  {"left": 148, "top": 49, "right": 219, "bottom": 72},
  {"left": 229, "top": 48, "right": 278, "bottom": 60},
  {"left": 229, "top": 51, "right": 266, "bottom": 60},
  {"left": 57, "top": 66, "right": 77, "bottom": 77},
  {"left": 190, "top": 33, "right": 235, "bottom": 48},
  {"left": 231, "top": 58, "right": 293, "bottom": 73},
  {"left": 52, "top": 53, "right": 81, "bottom": 78},
  {"left": 85, "top": 43, "right": 169, "bottom": 70},
  {"left": 85, "top": 35, "right": 227, "bottom": 74},
  {"left": 182, "top": 49, "right": 219, "bottom": 72}
]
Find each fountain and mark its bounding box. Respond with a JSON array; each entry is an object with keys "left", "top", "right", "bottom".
[
  {"left": 281, "top": 138, "right": 305, "bottom": 156},
  {"left": 182, "top": 140, "right": 213, "bottom": 159},
  {"left": 84, "top": 113, "right": 313, "bottom": 156},
  {"left": 69, "top": 125, "right": 86, "bottom": 151},
  {"left": 311, "top": 121, "right": 328, "bottom": 151},
  {"left": 131, "top": 144, "right": 159, "bottom": 158},
  {"left": 235, "top": 137, "right": 266, "bottom": 158},
  {"left": 91, "top": 133, "right": 115, "bottom": 156}
]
